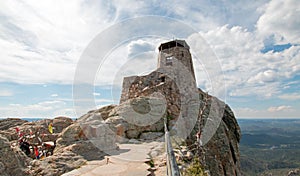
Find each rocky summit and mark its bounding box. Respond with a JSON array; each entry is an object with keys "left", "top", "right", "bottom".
[{"left": 1, "top": 40, "right": 243, "bottom": 176}]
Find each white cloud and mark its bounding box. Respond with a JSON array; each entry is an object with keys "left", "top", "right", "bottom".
[
  {"left": 72, "top": 97, "right": 115, "bottom": 116},
  {"left": 0, "top": 0, "right": 284, "bottom": 88},
  {"left": 0, "top": 0, "right": 116, "bottom": 84},
  {"left": 0, "top": 100, "right": 69, "bottom": 117},
  {"left": 235, "top": 107, "right": 259, "bottom": 114},
  {"left": 268, "top": 105, "right": 293, "bottom": 112},
  {"left": 52, "top": 108, "right": 76, "bottom": 118},
  {"left": 93, "top": 38, "right": 162, "bottom": 87},
  {"left": 95, "top": 99, "right": 114, "bottom": 104},
  {"left": 51, "top": 94, "right": 58, "bottom": 97},
  {"left": 0, "top": 90, "right": 13, "bottom": 96},
  {"left": 28, "top": 100, "right": 65, "bottom": 110},
  {"left": 127, "top": 39, "right": 156, "bottom": 57},
  {"left": 9, "top": 103, "right": 20, "bottom": 106},
  {"left": 257, "top": 0, "right": 300, "bottom": 43},
  {"left": 154, "top": 0, "right": 268, "bottom": 31},
  {"left": 234, "top": 106, "right": 300, "bottom": 118},
  {"left": 196, "top": 23, "right": 300, "bottom": 99},
  {"left": 247, "top": 70, "right": 278, "bottom": 84},
  {"left": 93, "top": 92, "right": 101, "bottom": 96},
  {"left": 228, "top": 82, "right": 281, "bottom": 98},
  {"left": 279, "top": 93, "right": 300, "bottom": 101}
]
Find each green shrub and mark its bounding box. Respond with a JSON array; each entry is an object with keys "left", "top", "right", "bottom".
[{"left": 183, "top": 157, "right": 208, "bottom": 176}]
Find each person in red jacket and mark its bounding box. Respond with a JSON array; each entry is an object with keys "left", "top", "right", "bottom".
[{"left": 34, "top": 146, "right": 39, "bottom": 159}]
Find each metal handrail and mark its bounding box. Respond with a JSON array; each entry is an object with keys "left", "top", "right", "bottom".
[{"left": 164, "top": 118, "right": 180, "bottom": 176}]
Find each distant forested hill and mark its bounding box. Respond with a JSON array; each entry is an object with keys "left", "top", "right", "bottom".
[{"left": 238, "top": 119, "right": 300, "bottom": 176}]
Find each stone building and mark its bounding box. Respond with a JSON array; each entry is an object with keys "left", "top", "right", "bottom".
[
  {"left": 120, "top": 40, "right": 197, "bottom": 105},
  {"left": 119, "top": 40, "right": 200, "bottom": 134}
]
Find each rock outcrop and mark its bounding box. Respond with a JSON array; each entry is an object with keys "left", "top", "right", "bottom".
[
  {"left": 27, "top": 117, "right": 109, "bottom": 176},
  {"left": 0, "top": 117, "right": 78, "bottom": 176},
  {"left": 0, "top": 118, "right": 28, "bottom": 131},
  {"left": 52, "top": 117, "right": 73, "bottom": 133},
  {"left": 0, "top": 117, "right": 72, "bottom": 142},
  {"left": 0, "top": 135, "right": 30, "bottom": 176},
  {"left": 197, "top": 101, "right": 241, "bottom": 176},
  {"left": 287, "top": 168, "right": 300, "bottom": 176},
  {"left": 116, "top": 68, "right": 241, "bottom": 175}
]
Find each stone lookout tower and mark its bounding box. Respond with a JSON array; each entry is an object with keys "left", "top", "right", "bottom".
[
  {"left": 157, "top": 40, "right": 196, "bottom": 80},
  {"left": 120, "top": 39, "right": 197, "bottom": 104}
]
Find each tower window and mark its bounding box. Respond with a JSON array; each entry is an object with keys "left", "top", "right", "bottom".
[
  {"left": 166, "top": 56, "right": 173, "bottom": 66},
  {"left": 181, "top": 51, "right": 184, "bottom": 57}
]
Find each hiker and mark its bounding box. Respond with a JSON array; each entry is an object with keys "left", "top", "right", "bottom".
[
  {"left": 15, "top": 127, "right": 20, "bottom": 134},
  {"left": 43, "top": 140, "right": 56, "bottom": 155},
  {"left": 48, "top": 123, "right": 53, "bottom": 134},
  {"left": 17, "top": 127, "right": 30, "bottom": 156},
  {"left": 34, "top": 146, "right": 40, "bottom": 159},
  {"left": 20, "top": 140, "right": 31, "bottom": 156}
]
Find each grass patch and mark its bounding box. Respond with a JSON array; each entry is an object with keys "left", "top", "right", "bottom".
[{"left": 182, "top": 157, "right": 208, "bottom": 176}]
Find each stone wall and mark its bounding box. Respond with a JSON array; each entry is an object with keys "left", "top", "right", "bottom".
[
  {"left": 120, "top": 71, "right": 181, "bottom": 123},
  {"left": 158, "top": 46, "right": 195, "bottom": 80}
]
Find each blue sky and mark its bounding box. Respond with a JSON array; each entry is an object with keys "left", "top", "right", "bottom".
[{"left": 0, "top": 0, "right": 299, "bottom": 118}]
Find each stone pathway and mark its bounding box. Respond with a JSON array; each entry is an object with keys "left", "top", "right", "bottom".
[{"left": 62, "top": 141, "right": 165, "bottom": 176}]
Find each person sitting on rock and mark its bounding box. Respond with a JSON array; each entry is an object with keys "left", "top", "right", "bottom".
[{"left": 20, "top": 140, "right": 31, "bottom": 156}]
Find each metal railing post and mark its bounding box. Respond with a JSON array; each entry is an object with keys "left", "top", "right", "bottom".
[{"left": 164, "top": 118, "right": 180, "bottom": 176}]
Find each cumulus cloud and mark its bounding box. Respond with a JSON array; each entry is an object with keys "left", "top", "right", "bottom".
[
  {"left": 0, "top": 0, "right": 292, "bottom": 88},
  {"left": 92, "top": 37, "right": 166, "bottom": 88},
  {"left": 127, "top": 40, "right": 156, "bottom": 58},
  {"left": 257, "top": 0, "right": 300, "bottom": 43},
  {"left": 196, "top": 23, "right": 300, "bottom": 99},
  {"left": 247, "top": 70, "right": 278, "bottom": 84},
  {"left": 0, "top": 0, "right": 115, "bottom": 84}
]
